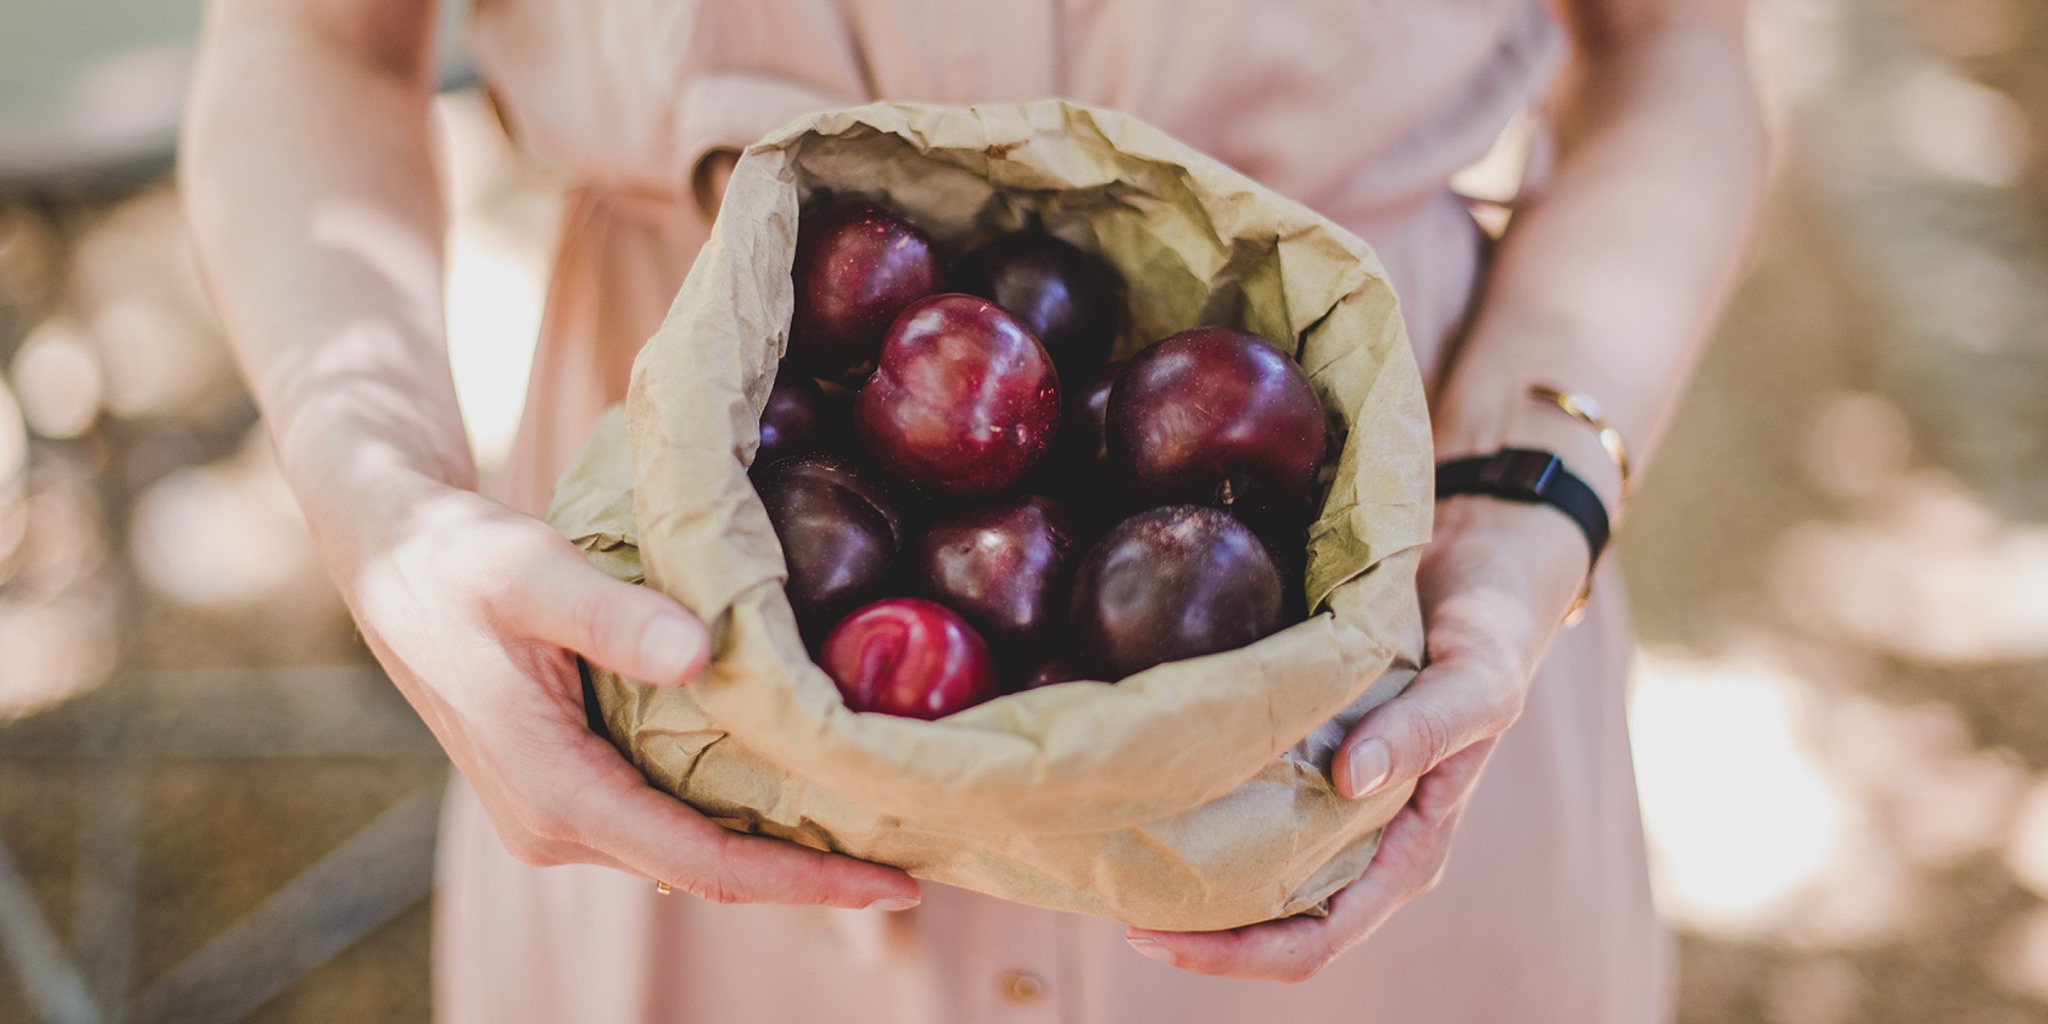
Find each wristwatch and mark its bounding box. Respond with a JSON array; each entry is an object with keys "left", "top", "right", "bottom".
[
  {"left": 1434, "top": 449, "right": 1612, "bottom": 627},
  {"left": 1434, "top": 448, "right": 1611, "bottom": 565}
]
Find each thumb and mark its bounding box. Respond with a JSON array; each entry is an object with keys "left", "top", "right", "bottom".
[
  {"left": 1331, "top": 651, "right": 1523, "bottom": 801},
  {"left": 500, "top": 537, "right": 710, "bottom": 686}
]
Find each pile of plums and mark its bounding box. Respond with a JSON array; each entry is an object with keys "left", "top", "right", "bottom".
[{"left": 753, "top": 196, "right": 1328, "bottom": 720}]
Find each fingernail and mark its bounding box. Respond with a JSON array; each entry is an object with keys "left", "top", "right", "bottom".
[
  {"left": 641, "top": 617, "right": 699, "bottom": 680},
  {"left": 865, "top": 896, "right": 921, "bottom": 912},
  {"left": 1345, "top": 738, "right": 1390, "bottom": 799},
  {"left": 1125, "top": 937, "right": 1175, "bottom": 966}
]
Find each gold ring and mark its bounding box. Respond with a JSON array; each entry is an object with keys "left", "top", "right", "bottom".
[{"left": 655, "top": 880, "right": 673, "bottom": 895}]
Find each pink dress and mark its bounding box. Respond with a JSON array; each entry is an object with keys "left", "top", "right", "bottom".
[{"left": 443, "top": 2, "right": 1674, "bottom": 1020}]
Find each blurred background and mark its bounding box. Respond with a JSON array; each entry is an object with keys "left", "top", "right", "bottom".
[{"left": 0, "top": 0, "right": 2043, "bottom": 1021}]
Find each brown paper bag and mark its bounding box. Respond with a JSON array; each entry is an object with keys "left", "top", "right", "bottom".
[{"left": 549, "top": 100, "right": 1433, "bottom": 932}]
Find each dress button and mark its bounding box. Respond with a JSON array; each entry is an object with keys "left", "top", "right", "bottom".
[{"left": 998, "top": 970, "right": 1046, "bottom": 1004}]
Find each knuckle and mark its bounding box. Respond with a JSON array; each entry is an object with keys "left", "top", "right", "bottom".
[
  {"left": 1276, "top": 957, "right": 1329, "bottom": 985},
  {"left": 1406, "top": 702, "right": 1461, "bottom": 770},
  {"left": 469, "top": 531, "right": 538, "bottom": 605},
  {"left": 683, "top": 873, "right": 743, "bottom": 905},
  {"left": 566, "top": 584, "right": 614, "bottom": 656},
  {"left": 682, "top": 834, "right": 748, "bottom": 905}
]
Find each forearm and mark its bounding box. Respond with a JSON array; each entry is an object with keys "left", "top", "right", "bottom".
[
  {"left": 181, "top": 1, "right": 470, "bottom": 561},
  {"left": 1432, "top": 13, "right": 1766, "bottom": 512}
]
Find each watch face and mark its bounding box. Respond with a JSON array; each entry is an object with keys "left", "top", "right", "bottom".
[{"left": 1474, "top": 449, "right": 1563, "bottom": 496}]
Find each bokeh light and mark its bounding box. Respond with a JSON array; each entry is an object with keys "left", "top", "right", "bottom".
[
  {"left": 0, "top": 376, "right": 25, "bottom": 582},
  {"left": 1804, "top": 391, "right": 1912, "bottom": 499},
  {"left": 0, "top": 586, "right": 119, "bottom": 720},
  {"left": 1631, "top": 649, "right": 1852, "bottom": 937},
  {"left": 0, "top": 372, "right": 24, "bottom": 483},
  {"left": 1996, "top": 907, "right": 2048, "bottom": 1004},
  {"left": 1774, "top": 474, "right": 2048, "bottom": 663},
  {"left": 1892, "top": 65, "right": 2031, "bottom": 186},
  {"left": 10, "top": 317, "right": 103, "bottom": 438},
  {"left": 2005, "top": 782, "right": 2048, "bottom": 901},
  {"left": 128, "top": 430, "right": 317, "bottom": 608}
]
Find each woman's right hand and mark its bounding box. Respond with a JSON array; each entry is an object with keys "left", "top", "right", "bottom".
[{"left": 323, "top": 470, "right": 923, "bottom": 910}]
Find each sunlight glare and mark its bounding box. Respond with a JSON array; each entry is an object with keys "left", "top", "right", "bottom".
[{"left": 1630, "top": 649, "right": 1850, "bottom": 937}]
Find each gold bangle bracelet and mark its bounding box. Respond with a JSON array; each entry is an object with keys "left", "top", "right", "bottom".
[
  {"left": 1528, "top": 384, "right": 1633, "bottom": 504},
  {"left": 1526, "top": 384, "right": 1628, "bottom": 629},
  {"left": 1563, "top": 584, "right": 1592, "bottom": 629}
]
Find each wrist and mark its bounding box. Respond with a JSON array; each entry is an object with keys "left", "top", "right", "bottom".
[
  {"left": 301, "top": 462, "right": 463, "bottom": 581},
  {"left": 1425, "top": 496, "right": 1590, "bottom": 642},
  {"left": 1432, "top": 374, "right": 1631, "bottom": 519},
  {"left": 267, "top": 404, "right": 480, "bottom": 579},
  {"left": 264, "top": 381, "right": 477, "bottom": 490},
  {"left": 1440, "top": 412, "right": 1625, "bottom": 519}
]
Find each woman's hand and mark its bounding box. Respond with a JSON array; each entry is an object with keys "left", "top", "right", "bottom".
[
  {"left": 1122, "top": 0, "right": 1760, "bottom": 982},
  {"left": 1123, "top": 497, "right": 1590, "bottom": 981},
  {"left": 183, "top": 0, "right": 919, "bottom": 915},
  {"left": 328, "top": 470, "right": 924, "bottom": 911}
]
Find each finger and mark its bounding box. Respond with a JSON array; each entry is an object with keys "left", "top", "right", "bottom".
[
  {"left": 1128, "top": 740, "right": 1497, "bottom": 982},
  {"left": 551, "top": 729, "right": 922, "bottom": 910},
  {"left": 1127, "top": 908, "right": 1340, "bottom": 982},
  {"left": 1331, "top": 652, "right": 1521, "bottom": 800},
  {"left": 1343, "top": 736, "right": 1495, "bottom": 904},
  {"left": 448, "top": 674, "right": 746, "bottom": 886},
  {"left": 496, "top": 537, "right": 710, "bottom": 686}
]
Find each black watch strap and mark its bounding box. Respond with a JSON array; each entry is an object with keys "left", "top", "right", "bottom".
[{"left": 1435, "top": 448, "right": 1611, "bottom": 566}]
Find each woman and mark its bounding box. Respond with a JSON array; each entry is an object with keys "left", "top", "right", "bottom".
[{"left": 181, "top": 1, "right": 1763, "bottom": 1020}]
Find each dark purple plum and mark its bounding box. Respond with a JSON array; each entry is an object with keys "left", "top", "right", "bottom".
[
  {"left": 755, "top": 454, "right": 906, "bottom": 637},
  {"left": 1070, "top": 505, "right": 1284, "bottom": 680},
  {"left": 951, "top": 232, "right": 1120, "bottom": 374},
  {"left": 787, "top": 198, "right": 940, "bottom": 379},
  {"left": 755, "top": 364, "right": 830, "bottom": 467},
  {"left": 1052, "top": 361, "right": 1121, "bottom": 484},
  {"left": 1106, "top": 327, "right": 1327, "bottom": 522},
  {"left": 911, "top": 495, "right": 1080, "bottom": 657},
  {"left": 1015, "top": 361, "right": 1125, "bottom": 531},
  {"left": 854, "top": 294, "right": 1060, "bottom": 499},
  {"left": 1017, "top": 659, "right": 1082, "bottom": 691}
]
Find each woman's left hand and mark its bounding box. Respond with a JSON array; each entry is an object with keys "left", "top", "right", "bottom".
[{"left": 1124, "top": 496, "right": 1593, "bottom": 982}]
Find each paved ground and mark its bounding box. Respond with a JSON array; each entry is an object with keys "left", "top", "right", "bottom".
[{"left": 0, "top": 0, "right": 2045, "bottom": 1021}]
